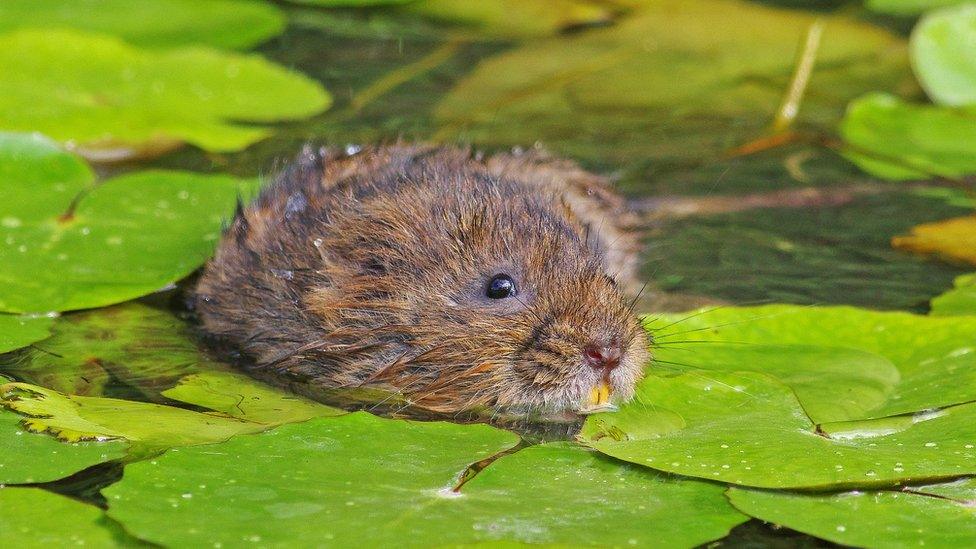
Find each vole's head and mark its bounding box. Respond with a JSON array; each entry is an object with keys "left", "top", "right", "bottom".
[{"left": 310, "top": 166, "right": 649, "bottom": 415}]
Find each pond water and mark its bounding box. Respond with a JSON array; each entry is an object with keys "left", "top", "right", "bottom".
[{"left": 3, "top": 1, "right": 974, "bottom": 547}]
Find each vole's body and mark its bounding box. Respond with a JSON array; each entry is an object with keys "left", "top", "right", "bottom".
[{"left": 194, "top": 145, "right": 648, "bottom": 413}]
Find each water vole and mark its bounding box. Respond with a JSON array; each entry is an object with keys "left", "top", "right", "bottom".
[{"left": 193, "top": 145, "right": 649, "bottom": 414}]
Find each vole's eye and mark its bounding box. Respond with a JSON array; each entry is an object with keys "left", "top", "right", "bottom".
[{"left": 486, "top": 274, "right": 517, "bottom": 299}]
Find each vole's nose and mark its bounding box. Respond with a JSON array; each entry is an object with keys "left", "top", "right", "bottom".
[{"left": 584, "top": 344, "right": 621, "bottom": 371}]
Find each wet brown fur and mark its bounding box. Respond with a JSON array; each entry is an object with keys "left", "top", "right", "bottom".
[{"left": 193, "top": 145, "right": 649, "bottom": 413}]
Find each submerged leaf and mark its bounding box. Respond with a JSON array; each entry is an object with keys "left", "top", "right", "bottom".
[
  {"left": 727, "top": 479, "right": 976, "bottom": 547},
  {"left": 581, "top": 371, "right": 976, "bottom": 488},
  {"left": 931, "top": 273, "right": 976, "bottom": 316},
  {"left": 893, "top": 215, "right": 976, "bottom": 266},
  {"left": 0, "top": 407, "right": 125, "bottom": 484},
  {"left": 840, "top": 93, "right": 976, "bottom": 180},
  {"left": 0, "top": 30, "right": 330, "bottom": 158},
  {"left": 0, "top": 134, "right": 259, "bottom": 313},
  {"left": 0, "top": 0, "right": 285, "bottom": 50},
  {"left": 911, "top": 3, "right": 976, "bottom": 106}
]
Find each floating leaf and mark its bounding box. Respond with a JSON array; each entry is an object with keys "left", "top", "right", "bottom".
[
  {"left": 581, "top": 371, "right": 976, "bottom": 488},
  {"left": 402, "top": 0, "right": 613, "bottom": 38},
  {"left": 840, "top": 93, "right": 976, "bottom": 180},
  {"left": 911, "top": 3, "right": 976, "bottom": 106},
  {"left": 647, "top": 305, "right": 976, "bottom": 419},
  {"left": 652, "top": 344, "right": 900, "bottom": 424},
  {"left": 434, "top": 0, "right": 907, "bottom": 169},
  {"left": 0, "top": 0, "right": 285, "bottom": 50},
  {"left": 0, "top": 133, "right": 260, "bottom": 313},
  {"left": 0, "top": 379, "right": 338, "bottom": 451},
  {"left": 893, "top": 215, "right": 976, "bottom": 266},
  {"left": 0, "top": 30, "right": 330, "bottom": 159},
  {"left": 105, "top": 416, "right": 742, "bottom": 546},
  {"left": 931, "top": 273, "right": 976, "bottom": 316},
  {"left": 867, "top": 0, "right": 970, "bottom": 15},
  {"left": 727, "top": 479, "right": 976, "bottom": 547},
  {"left": 0, "top": 488, "right": 122, "bottom": 545},
  {"left": 0, "top": 407, "right": 125, "bottom": 484},
  {"left": 0, "top": 315, "right": 53, "bottom": 355},
  {"left": 289, "top": 0, "right": 415, "bottom": 6}
]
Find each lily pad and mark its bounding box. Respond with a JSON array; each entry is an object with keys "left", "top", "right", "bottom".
[
  {"left": 0, "top": 133, "right": 260, "bottom": 313},
  {"left": 645, "top": 305, "right": 976, "bottom": 419},
  {"left": 893, "top": 215, "right": 976, "bottom": 266},
  {"left": 0, "top": 315, "right": 53, "bottom": 355},
  {"left": 911, "top": 3, "right": 976, "bottom": 106},
  {"left": 105, "top": 415, "right": 743, "bottom": 546},
  {"left": 433, "top": 0, "right": 907, "bottom": 169},
  {"left": 0, "top": 0, "right": 285, "bottom": 50},
  {"left": 931, "top": 273, "right": 976, "bottom": 316},
  {"left": 581, "top": 371, "right": 976, "bottom": 488},
  {"left": 0, "top": 380, "right": 334, "bottom": 451},
  {"left": 0, "top": 30, "right": 330, "bottom": 159},
  {"left": 840, "top": 93, "right": 976, "bottom": 180},
  {"left": 653, "top": 344, "right": 900, "bottom": 424},
  {"left": 0, "top": 487, "right": 122, "bottom": 545},
  {"left": 727, "top": 479, "right": 976, "bottom": 547},
  {"left": 0, "top": 407, "right": 125, "bottom": 484}
]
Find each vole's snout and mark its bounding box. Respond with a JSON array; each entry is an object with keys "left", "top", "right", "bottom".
[{"left": 583, "top": 342, "right": 622, "bottom": 372}]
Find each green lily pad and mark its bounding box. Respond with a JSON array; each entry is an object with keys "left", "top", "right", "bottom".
[
  {"left": 288, "top": 0, "right": 415, "bottom": 6},
  {"left": 0, "top": 407, "right": 125, "bottom": 484},
  {"left": 911, "top": 3, "right": 976, "bottom": 107},
  {"left": 0, "top": 0, "right": 285, "bottom": 50},
  {"left": 653, "top": 344, "right": 900, "bottom": 424},
  {"left": 867, "top": 0, "right": 970, "bottom": 15},
  {"left": 931, "top": 273, "right": 976, "bottom": 316},
  {"left": 0, "top": 133, "right": 260, "bottom": 313},
  {"left": 581, "top": 371, "right": 976, "bottom": 488},
  {"left": 840, "top": 93, "right": 976, "bottom": 180},
  {"left": 0, "top": 30, "right": 330, "bottom": 159},
  {"left": 433, "top": 0, "right": 907, "bottom": 170},
  {"left": 645, "top": 305, "right": 976, "bottom": 419},
  {"left": 727, "top": 479, "right": 976, "bottom": 547},
  {"left": 0, "top": 487, "right": 122, "bottom": 545},
  {"left": 105, "top": 415, "right": 743, "bottom": 546},
  {"left": 0, "top": 315, "right": 53, "bottom": 355},
  {"left": 0, "top": 380, "right": 334, "bottom": 451}
]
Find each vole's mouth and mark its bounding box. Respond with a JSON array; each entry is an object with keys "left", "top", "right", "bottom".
[{"left": 577, "top": 381, "right": 617, "bottom": 414}]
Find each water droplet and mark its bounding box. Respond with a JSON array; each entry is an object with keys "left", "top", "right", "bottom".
[
  {"left": 1, "top": 217, "right": 21, "bottom": 228},
  {"left": 924, "top": 442, "right": 937, "bottom": 447}
]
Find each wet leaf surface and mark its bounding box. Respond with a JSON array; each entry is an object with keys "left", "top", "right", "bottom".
[
  {"left": 727, "top": 478, "right": 976, "bottom": 547},
  {"left": 867, "top": 0, "right": 969, "bottom": 16},
  {"left": 105, "top": 416, "right": 743, "bottom": 547},
  {"left": 892, "top": 215, "right": 976, "bottom": 266},
  {"left": 0, "top": 134, "right": 259, "bottom": 313},
  {"left": 0, "top": 487, "right": 123, "bottom": 545},
  {"left": 0, "top": 0, "right": 285, "bottom": 50},
  {"left": 0, "top": 30, "right": 330, "bottom": 158},
  {"left": 644, "top": 305, "right": 976, "bottom": 418},
  {"left": 402, "top": 0, "right": 614, "bottom": 38},
  {"left": 931, "top": 273, "right": 976, "bottom": 315},
  {"left": 0, "top": 407, "right": 125, "bottom": 484},
  {"left": 581, "top": 371, "right": 976, "bottom": 489}
]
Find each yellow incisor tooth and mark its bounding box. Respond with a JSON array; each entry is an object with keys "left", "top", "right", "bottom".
[{"left": 587, "top": 382, "right": 612, "bottom": 407}]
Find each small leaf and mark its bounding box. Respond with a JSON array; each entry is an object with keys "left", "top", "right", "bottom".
[
  {"left": 402, "top": 0, "right": 613, "bottom": 38},
  {"left": 911, "top": 3, "right": 976, "bottom": 106},
  {"left": 893, "top": 215, "right": 976, "bottom": 267},
  {"left": 0, "top": 30, "right": 330, "bottom": 158},
  {"left": 931, "top": 273, "right": 976, "bottom": 316},
  {"left": 0, "top": 0, "right": 285, "bottom": 50}
]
